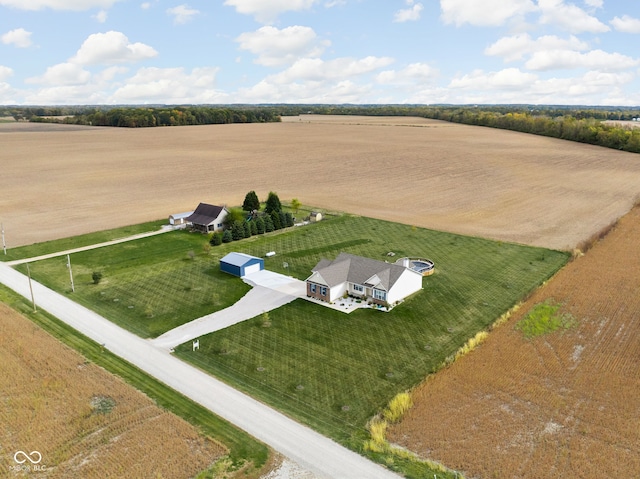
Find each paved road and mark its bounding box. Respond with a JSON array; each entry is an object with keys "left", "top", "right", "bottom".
[{"left": 0, "top": 263, "right": 400, "bottom": 479}]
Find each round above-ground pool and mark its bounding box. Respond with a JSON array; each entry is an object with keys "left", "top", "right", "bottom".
[{"left": 396, "top": 257, "right": 435, "bottom": 276}]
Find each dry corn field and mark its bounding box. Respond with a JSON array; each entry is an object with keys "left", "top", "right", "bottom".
[
  {"left": 388, "top": 206, "right": 640, "bottom": 478},
  {"left": 0, "top": 303, "right": 227, "bottom": 478},
  {"left": 2, "top": 116, "right": 640, "bottom": 250}
]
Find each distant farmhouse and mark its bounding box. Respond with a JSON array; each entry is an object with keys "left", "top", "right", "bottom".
[
  {"left": 187, "top": 203, "right": 228, "bottom": 233},
  {"left": 306, "top": 253, "right": 423, "bottom": 306}
]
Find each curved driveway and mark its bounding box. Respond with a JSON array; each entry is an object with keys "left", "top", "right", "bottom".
[{"left": 0, "top": 263, "right": 400, "bottom": 479}]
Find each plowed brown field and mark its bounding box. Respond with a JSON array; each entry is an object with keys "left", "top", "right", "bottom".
[
  {"left": 2, "top": 116, "right": 640, "bottom": 249},
  {"left": 0, "top": 303, "right": 226, "bottom": 478},
  {"left": 388, "top": 206, "right": 640, "bottom": 478}
]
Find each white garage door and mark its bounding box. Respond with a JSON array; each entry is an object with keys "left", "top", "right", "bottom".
[{"left": 243, "top": 263, "right": 262, "bottom": 276}]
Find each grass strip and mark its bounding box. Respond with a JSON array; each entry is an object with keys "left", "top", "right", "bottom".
[
  {"left": 2, "top": 219, "right": 166, "bottom": 261},
  {"left": 0, "top": 285, "right": 269, "bottom": 474}
]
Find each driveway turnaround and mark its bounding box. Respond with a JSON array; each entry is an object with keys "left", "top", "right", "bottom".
[{"left": 0, "top": 263, "right": 400, "bottom": 479}]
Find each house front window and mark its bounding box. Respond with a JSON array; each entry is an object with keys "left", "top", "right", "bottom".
[
  {"left": 352, "top": 284, "right": 364, "bottom": 293},
  {"left": 373, "top": 289, "right": 386, "bottom": 301},
  {"left": 310, "top": 284, "right": 317, "bottom": 293},
  {"left": 320, "top": 287, "right": 327, "bottom": 296}
]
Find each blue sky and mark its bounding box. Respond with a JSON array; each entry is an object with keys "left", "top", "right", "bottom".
[{"left": 1, "top": 0, "right": 639, "bottom": 105}]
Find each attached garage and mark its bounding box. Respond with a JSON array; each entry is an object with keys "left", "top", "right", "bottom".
[{"left": 220, "top": 252, "right": 264, "bottom": 277}]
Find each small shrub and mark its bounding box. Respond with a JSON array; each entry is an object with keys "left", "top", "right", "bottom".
[
  {"left": 91, "top": 271, "right": 103, "bottom": 284},
  {"left": 222, "top": 230, "right": 233, "bottom": 243},
  {"left": 209, "top": 232, "right": 222, "bottom": 246}
]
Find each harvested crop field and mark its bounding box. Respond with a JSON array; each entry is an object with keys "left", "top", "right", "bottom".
[
  {"left": 0, "top": 302, "right": 227, "bottom": 478},
  {"left": 2, "top": 116, "right": 640, "bottom": 250},
  {"left": 388, "top": 206, "right": 640, "bottom": 478}
]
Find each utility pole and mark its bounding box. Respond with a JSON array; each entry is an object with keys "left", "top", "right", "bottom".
[
  {"left": 26, "top": 263, "right": 36, "bottom": 312},
  {"left": 1, "top": 223, "right": 6, "bottom": 255},
  {"left": 67, "top": 254, "right": 75, "bottom": 292}
]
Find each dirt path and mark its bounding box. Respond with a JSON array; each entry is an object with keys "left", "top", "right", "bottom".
[
  {"left": 5, "top": 227, "right": 171, "bottom": 265},
  {"left": 0, "top": 262, "right": 400, "bottom": 479}
]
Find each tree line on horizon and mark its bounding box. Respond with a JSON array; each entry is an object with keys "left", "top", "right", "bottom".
[
  {"left": 6, "top": 103, "right": 640, "bottom": 153},
  {"left": 275, "top": 104, "right": 640, "bottom": 154},
  {"left": 23, "top": 106, "right": 281, "bottom": 127}
]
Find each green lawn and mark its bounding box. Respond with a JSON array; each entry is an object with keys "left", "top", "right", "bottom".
[
  {"left": 172, "top": 216, "right": 569, "bottom": 447},
  {"left": 15, "top": 229, "right": 251, "bottom": 338},
  {"left": 2, "top": 219, "right": 166, "bottom": 262},
  {"left": 12, "top": 213, "right": 569, "bottom": 478}
]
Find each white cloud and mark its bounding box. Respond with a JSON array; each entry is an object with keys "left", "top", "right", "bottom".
[
  {"left": 538, "top": 0, "right": 609, "bottom": 33},
  {"left": 166, "top": 4, "right": 200, "bottom": 24},
  {"left": 377, "top": 62, "right": 437, "bottom": 84},
  {"left": 394, "top": 1, "right": 423, "bottom": 23},
  {"left": 231, "top": 55, "right": 394, "bottom": 103},
  {"left": 141, "top": 2, "right": 151, "bottom": 8},
  {"left": 70, "top": 31, "right": 158, "bottom": 65},
  {"left": 441, "top": 67, "right": 636, "bottom": 105},
  {"left": 583, "top": 0, "right": 602, "bottom": 7},
  {"left": 611, "top": 15, "right": 640, "bottom": 34},
  {"left": 485, "top": 34, "right": 588, "bottom": 62},
  {"left": 1, "top": 28, "right": 33, "bottom": 48},
  {"left": 26, "top": 62, "right": 92, "bottom": 85},
  {"left": 440, "top": 0, "right": 535, "bottom": 27},
  {"left": 224, "top": 0, "right": 320, "bottom": 24},
  {"left": 269, "top": 56, "right": 395, "bottom": 84},
  {"left": 449, "top": 67, "right": 538, "bottom": 90},
  {"left": 0, "top": 65, "right": 14, "bottom": 81},
  {"left": 526, "top": 49, "right": 639, "bottom": 71},
  {"left": 110, "top": 66, "right": 225, "bottom": 103},
  {"left": 237, "top": 77, "right": 373, "bottom": 103},
  {"left": 0, "top": 0, "right": 121, "bottom": 10},
  {"left": 93, "top": 9, "right": 108, "bottom": 22},
  {"left": 236, "top": 26, "right": 328, "bottom": 67}
]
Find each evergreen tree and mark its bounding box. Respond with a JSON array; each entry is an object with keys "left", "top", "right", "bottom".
[
  {"left": 209, "top": 232, "right": 222, "bottom": 246},
  {"left": 255, "top": 216, "right": 265, "bottom": 234},
  {"left": 231, "top": 220, "right": 245, "bottom": 240},
  {"left": 285, "top": 212, "right": 294, "bottom": 227},
  {"left": 265, "top": 191, "right": 282, "bottom": 214},
  {"left": 264, "top": 214, "right": 275, "bottom": 232},
  {"left": 222, "top": 229, "right": 233, "bottom": 243},
  {"left": 242, "top": 190, "right": 260, "bottom": 212},
  {"left": 271, "top": 210, "right": 282, "bottom": 230},
  {"left": 279, "top": 211, "right": 287, "bottom": 229},
  {"left": 243, "top": 221, "right": 252, "bottom": 238},
  {"left": 250, "top": 219, "right": 258, "bottom": 236}
]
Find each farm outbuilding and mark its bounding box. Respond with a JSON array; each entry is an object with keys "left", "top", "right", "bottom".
[
  {"left": 220, "top": 252, "right": 264, "bottom": 277},
  {"left": 169, "top": 211, "right": 193, "bottom": 227}
]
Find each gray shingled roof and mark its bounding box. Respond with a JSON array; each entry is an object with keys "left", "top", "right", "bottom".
[{"left": 311, "top": 252, "right": 408, "bottom": 290}]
